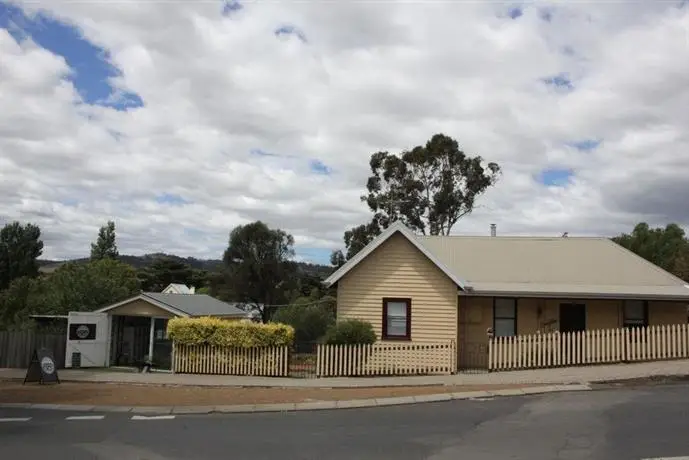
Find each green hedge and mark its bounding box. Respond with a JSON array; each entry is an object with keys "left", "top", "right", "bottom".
[
  {"left": 271, "top": 303, "right": 334, "bottom": 343},
  {"left": 167, "top": 317, "right": 294, "bottom": 348},
  {"left": 323, "top": 319, "right": 376, "bottom": 345}
]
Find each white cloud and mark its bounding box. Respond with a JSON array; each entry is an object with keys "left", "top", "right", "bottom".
[{"left": 1, "top": 0, "right": 688, "bottom": 263}]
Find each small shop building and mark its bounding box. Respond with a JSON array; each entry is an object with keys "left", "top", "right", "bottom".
[{"left": 65, "top": 288, "right": 249, "bottom": 370}]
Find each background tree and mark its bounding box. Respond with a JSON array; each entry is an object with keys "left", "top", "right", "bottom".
[
  {"left": 137, "top": 256, "right": 194, "bottom": 292},
  {"left": 0, "top": 258, "right": 139, "bottom": 329},
  {"left": 271, "top": 301, "right": 335, "bottom": 345},
  {"left": 0, "top": 222, "right": 44, "bottom": 291},
  {"left": 207, "top": 269, "right": 237, "bottom": 301},
  {"left": 90, "top": 220, "right": 119, "bottom": 261},
  {"left": 330, "top": 250, "right": 346, "bottom": 269},
  {"left": 612, "top": 222, "right": 689, "bottom": 281},
  {"left": 331, "top": 221, "right": 383, "bottom": 263},
  {"left": 190, "top": 268, "right": 211, "bottom": 291},
  {"left": 223, "top": 221, "right": 295, "bottom": 322},
  {"left": 0, "top": 276, "right": 48, "bottom": 329},
  {"left": 332, "top": 133, "right": 501, "bottom": 261},
  {"left": 47, "top": 258, "right": 140, "bottom": 313}
]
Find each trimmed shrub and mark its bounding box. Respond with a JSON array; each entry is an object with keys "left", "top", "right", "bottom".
[
  {"left": 323, "top": 319, "right": 376, "bottom": 345},
  {"left": 271, "top": 303, "right": 334, "bottom": 344},
  {"left": 167, "top": 316, "right": 294, "bottom": 348}
]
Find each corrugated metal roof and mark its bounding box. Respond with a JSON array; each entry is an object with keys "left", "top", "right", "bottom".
[
  {"left": 142, "top": 293, "right": 248, "bottom": 317},
  {"left": 419, "top": 235, "right": 689, "bottom": 297}
]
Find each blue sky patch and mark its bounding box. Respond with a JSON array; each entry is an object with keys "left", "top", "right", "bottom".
[
  {"left": 568, "top": 139, "right": 601, "bottom": 151},
  {"left": 59, "top": 198, "right": 79, "bottom": 207},
  {"left": 295, "top": 247, "right": 331, "bottom": 266},
  {"left": 183, "top": 227, "right": 205, "bottom": 238},
  {"left": 155, "top": 193, "right": 191, "bottom": 206},
  {"left": 275, "top": 25, "right": 307, "bottom": 42},
  {"left": 309, "top": 159, "right": 331, "bottom": 175},
  {"left": 536, "top": 168, "right": 574, "bottom": 187},
  {"left": 222, "top": 0, "right": 243, "bottom": 16},
  {"left": 250, "top": 148, "right": 281, "bottom": 157},
  {"left": 542, "top": 73, "right": 574, "bottom": 91},
  {"left": 0, "top": 3, "right": 142, "bottom": 110},
  {"left": 507, "top": 6, "right": 523, "bottom": 19}
]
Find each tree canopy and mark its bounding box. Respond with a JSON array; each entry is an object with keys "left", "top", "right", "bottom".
[
  {"left": 332, "top": 133, "right": 501, "bottom": 263},
  {"left": 137, "top": 256, "right": 194, "bottom": 292},
  {"left": 0, "top": 221, "right": 44, "bottom": 290},
  {"left": 47, "top": 258, "right": 140, "bottom": 313},
  {"left": 0, "top": 258, "right": 140, "bottom": 329},
  {"left": 612, "top": 222, "right": 689, "bottom": 281},
  {"left": 90, "top": 220, "right": 119, "bottom": 261},
  {"left": 223, "top": 221, "right": 296, "bottom": 322}
]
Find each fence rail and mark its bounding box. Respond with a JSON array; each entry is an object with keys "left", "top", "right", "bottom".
[
  {"left": 489, "top": 324, "right": 689, "bottom": 371},
  {"left": 0, "top": 330, "right": 66, "bottom": 369},
  {"left": 316, "top": 341, "right": 456, "bottom": 377},
  {"left": 173, "top": 344, "right": 289, "bottom": 376}
]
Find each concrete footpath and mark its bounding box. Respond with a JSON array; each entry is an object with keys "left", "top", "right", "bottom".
[
  {"left": 2, "top": 359, "right": 689, "bottom": 388},
  {"left": 1, "top": 360, "right": 687, "bottom": 415},
  {"left": 0, "top": 384, "right": 592, "bottom": 415}
]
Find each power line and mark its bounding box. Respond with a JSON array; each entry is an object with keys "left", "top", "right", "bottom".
[{"left": 241, "top": 297, "right": 335, "bottom": 310}]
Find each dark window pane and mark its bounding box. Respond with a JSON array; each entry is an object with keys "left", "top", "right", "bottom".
[{"left": 494, "top": 318, "right": 515, "bottom": 337}]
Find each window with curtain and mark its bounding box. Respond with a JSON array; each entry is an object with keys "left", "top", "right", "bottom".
[
  {"left": 623, "top": 300, "right": 647, "bottom": 328},
  {"left": 383, "top": 298, "right": 411, "bottom": 340},
  {"left": 494, "top": 298, "right": 517, "bottom": 337}
]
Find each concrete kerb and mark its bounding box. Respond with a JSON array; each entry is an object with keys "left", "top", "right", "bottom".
[{"left": 0, "top": 384, "right": 592, "bottom": 415}]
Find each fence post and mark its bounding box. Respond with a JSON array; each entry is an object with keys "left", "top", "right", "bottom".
[{"left": 487, "top": 338, "right": 493, "bottom": 371}]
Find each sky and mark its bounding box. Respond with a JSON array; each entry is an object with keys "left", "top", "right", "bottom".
[{"left": 0, "top": 1, "right": 688, "bottom": 265}]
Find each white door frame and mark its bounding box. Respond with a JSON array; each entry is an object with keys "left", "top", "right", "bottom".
[{"left": 148, "top": 316, "right": 171, "bottom": 364}]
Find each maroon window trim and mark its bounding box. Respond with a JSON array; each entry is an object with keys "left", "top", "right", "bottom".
[{"left": 382, "top": 297, "right": 412, "bottom": 341}]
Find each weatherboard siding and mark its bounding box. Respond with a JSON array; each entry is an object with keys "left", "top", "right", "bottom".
[
  {"left": 648, "top": 301, "right": 687, "bottom": 326},
  {"left": 485, "top": 298, "right": 686, "bottom": 335},
  {"left": 106, "top": 299, "right": 176, "bottom": 318},
  {"left": 336, "top": 233, "right": 458, "bottom": 342}
]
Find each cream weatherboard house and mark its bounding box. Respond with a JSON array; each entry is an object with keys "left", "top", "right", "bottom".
[{"left": 324, "top": 222, "right": 689, "bottom": 370}]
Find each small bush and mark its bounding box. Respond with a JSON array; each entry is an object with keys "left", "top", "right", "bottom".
[
  {"left": 323, "top": 319, "right": 376, "bottom": 345},
  {"left": 167, "top": 316, "right": 294, "bottom": 348},
  {"left": 271, "top": 302, "right": 334, "bottom": 344}
]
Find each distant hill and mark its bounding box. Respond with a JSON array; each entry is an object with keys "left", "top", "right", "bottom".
[{"left": 38, "top": 253, "right": 334, "bottom": 278}]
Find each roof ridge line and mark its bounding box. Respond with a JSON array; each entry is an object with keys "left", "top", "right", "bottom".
[
  {"left": 419, "top": 235, "right": 609, "bottom": 239},
  {"left": 142, "top": 292, "right": 189, "bottom": 314}
]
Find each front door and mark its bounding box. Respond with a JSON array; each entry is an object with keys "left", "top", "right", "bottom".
[
  {"left": 559, "top": 303, "right": 586, "bottom": 333},
  {"left": 151, "top": 318, "right": 172, "bottom": 370}
]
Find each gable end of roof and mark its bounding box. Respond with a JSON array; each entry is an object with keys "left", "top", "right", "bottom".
[
  {"left": 324, "top": 222, "right": 469, "bottom": 289},
  {"left": 95, "top": 294, "right": 189, "bottom": 317}
]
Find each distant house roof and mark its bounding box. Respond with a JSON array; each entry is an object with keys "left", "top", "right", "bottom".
[
  {"left": 38, "top": 263, "right": 64, "bottom": 274},
  {"left": 324, "top": 222, "right": 689, "bottom": 300},
  {"left": 161, "top": 283, "right": 195, "bottom": 294},
  {"left": 96, "top": 293, "right": 249, "bottom": 318}
]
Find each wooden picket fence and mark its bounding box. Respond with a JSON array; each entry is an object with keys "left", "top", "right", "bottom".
[
  {"left": 316, "top": 341, "right": 456, "bottom": 377},
  {"left": 488, "top": 324, "right": 689, "bottom": 371},
  {"left": 173, "top": 344, "right": 289, "bottom": 376}
]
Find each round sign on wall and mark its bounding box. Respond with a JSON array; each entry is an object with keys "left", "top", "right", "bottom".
[
  {"left": 40, "top": 357, "right": 55, "bottom": 375},
  {"left": 75, "top": 324, "right": 91, "bottom": 339}
]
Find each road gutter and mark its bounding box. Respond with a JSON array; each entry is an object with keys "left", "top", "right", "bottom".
[{"left": 0, "top": 383, "right": 591, "bottom": 415}]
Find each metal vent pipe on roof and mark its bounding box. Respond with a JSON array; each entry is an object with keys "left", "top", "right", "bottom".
[{"left": 490, "top": 224, "right": 496, "bottom": 237}]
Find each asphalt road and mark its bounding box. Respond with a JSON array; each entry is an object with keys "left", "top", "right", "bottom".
[{"left": 2, "top": 384, "right": 689, "bottom": 460}]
